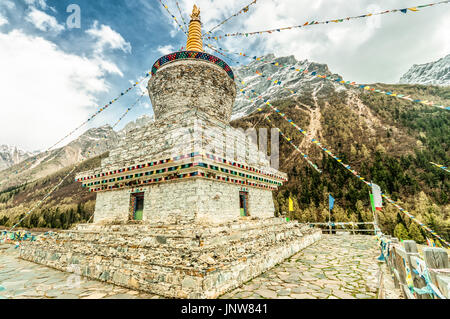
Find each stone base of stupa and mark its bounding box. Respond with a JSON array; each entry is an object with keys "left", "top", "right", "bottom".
[{"left": 19, "top": 218, "right": 321, "bottom": 298}]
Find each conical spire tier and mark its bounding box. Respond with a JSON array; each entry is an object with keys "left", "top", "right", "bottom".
[{"left": 186, "top": 5, "right": 203, "bottom": 52}]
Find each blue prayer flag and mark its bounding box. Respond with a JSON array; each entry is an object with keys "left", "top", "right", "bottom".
[{"left": 329, "top": 194, "right": 335, "bottom": 211}]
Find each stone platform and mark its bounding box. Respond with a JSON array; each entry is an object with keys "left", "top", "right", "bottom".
[{"left": 19, "top": 218, "right": 321, "bottom": 298}]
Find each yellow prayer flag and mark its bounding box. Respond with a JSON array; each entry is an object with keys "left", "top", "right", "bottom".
[
  {"left": 408, "top": 7, "right": 418, "bottom": 11},
  {"left": 289, "top": 197, "right": 294, "bottom": 212}
]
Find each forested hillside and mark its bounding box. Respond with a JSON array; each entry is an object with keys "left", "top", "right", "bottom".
[
  {"left": 231, "top": 84, "right": 449, "bottom": 244},
  {"left": 0, "top": 154, "right": 107, "bottom": 230}
]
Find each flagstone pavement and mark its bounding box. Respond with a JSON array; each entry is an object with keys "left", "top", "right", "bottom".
[{"left": 0, "top": 234, "right": 401, "bottom": 299}]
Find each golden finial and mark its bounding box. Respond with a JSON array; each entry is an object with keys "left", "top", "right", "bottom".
[
  {"left": 186, "top": 5, "right": 203, "bottom": 52},
  {"left": 190, "top": 4, "right": 201, "bottom": 21}
]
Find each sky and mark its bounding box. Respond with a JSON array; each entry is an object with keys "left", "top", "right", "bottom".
[{"left": 0, "top": 0, "right": 449, "bottom": 152}]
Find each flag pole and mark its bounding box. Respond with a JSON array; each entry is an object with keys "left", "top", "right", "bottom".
[{"left": 328, "top": 193, "right": 331, "bottom": 234}]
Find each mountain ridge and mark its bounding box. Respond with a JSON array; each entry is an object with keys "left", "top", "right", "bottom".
[{"left": 399, "top": 54, "right": 450, "bottom": 86}]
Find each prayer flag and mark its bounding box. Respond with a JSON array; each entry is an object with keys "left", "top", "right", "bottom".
[
  {"left": 289, "top": 197, "right": 294, "bottom": 212},
  {"left": 329, "top": 194, "right": 335, "bottom": 211},
  {"left": 370, "top": 193, "right": 376, "bottom": 212},
  {"left": 371, "top": 182, "right": 383, "bottom": 210}
]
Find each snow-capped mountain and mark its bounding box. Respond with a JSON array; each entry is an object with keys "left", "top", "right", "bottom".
[
  {"left": 0, "top": 117, "right": 156, "bottom": 190},
  {"left": 0, "top": 145, "right": 37, "bottom": 171},
  {"left": 232, "top": 54, "right": 342, "bottom": 119},
  {"left": 399, "top": 54, "right": 450, "bottom": 86},
  {"left": 0, "top": 125, "right": 121, "bottom": 190}
]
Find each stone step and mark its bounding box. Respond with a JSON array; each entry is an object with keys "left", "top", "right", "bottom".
[
  {"left": 49, "top": 220, "right": 307, "bottom": 250},
  {"left": 72, "top": 217, "right": 290, "bottom": 235},
  {"left": 21, "top": 226, "right": 314, "bottom": 270}
]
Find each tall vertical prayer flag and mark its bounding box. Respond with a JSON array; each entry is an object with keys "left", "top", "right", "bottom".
[
  {"left": 289, "top": 197, "right": 294, "bottom": 212},
  {"left": 371, "top": 182, "right": 383, "bottom": 211},
  {"left": 370, "top": 193, "right": 376, "bottom": 212},
  {"left": 329, "top": 194, "right": 335, "bottom": 211}
]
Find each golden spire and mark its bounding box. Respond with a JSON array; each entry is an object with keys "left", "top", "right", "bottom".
[{"left": 186, "top": 5, "right": 203, "bottom": 52}]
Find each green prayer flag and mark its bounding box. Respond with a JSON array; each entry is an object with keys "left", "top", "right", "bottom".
[{"left": 370, "top": 193, "right": 376, "bottom": 212}]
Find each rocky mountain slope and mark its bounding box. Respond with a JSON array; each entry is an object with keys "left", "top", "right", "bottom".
[
  {"left": 0, "top": 125, "right": 119, "bottom": 191},
  {"left": 399, "top": 54, "right": 450, "bottom": 86},
  {"left": 0, "top": 145, "right": 37, "bottom": 171},
  {"left": 0, "top": 115, "right": 155, "bottom": 192},
  {"left": 232, "top": 54, "right": 342, "bottom": 119}
]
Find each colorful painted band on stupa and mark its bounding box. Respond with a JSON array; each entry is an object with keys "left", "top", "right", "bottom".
[
  {"left": 75, "top": 152, "right": 287, "bottom": 182},
  {"left": 151, "top": 51, "right": 234, "bottom": 80},
  {"left": 75, "top": 152, "right": 286, "bottom": 193},
  {"left": 85, "top": 168, "right": 280, "bottom": 193}
]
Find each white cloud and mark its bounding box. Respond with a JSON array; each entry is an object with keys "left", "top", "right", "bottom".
[
  {"left": 86, "top": 21, "right": 132, "bottom": 54},
  {"left": 157, "top": 44, "right": 175, "bottom": 55},
  {"left": 25, "top": 7, "right": 64, "bottom": 33},
  {"left": 0, "top": 14, "right": 8, "bottom": 27},
  {"left": 0, "top": 30, "right": 123, "bottom": 151}
]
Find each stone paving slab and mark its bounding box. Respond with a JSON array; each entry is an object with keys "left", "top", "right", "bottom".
[{"left": 0, "top": 235, "right": 400, "bottom": 299}]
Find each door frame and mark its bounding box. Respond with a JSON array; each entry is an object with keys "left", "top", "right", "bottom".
[
  {"left": 239, "top": 191, "right": 249, "bottom": 217},
  {"left": 129, "top": 192, "right": 145, "bottom": 221}
]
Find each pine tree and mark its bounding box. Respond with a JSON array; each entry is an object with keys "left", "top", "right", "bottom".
[
  {"left": 408, "top": 222, "right": 425, "bottom": 244},
  {"left": 394, "top": 223, "right": 410, "bottom": 240}
]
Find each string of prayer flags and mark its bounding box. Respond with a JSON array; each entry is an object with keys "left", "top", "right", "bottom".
[
  {"left": 204, "top": 0, "right": 258, "bottom": 36},
  {"left": 263, "top": 115, "right": 322, "bottom": 174},
  {"left": 426, "top": 237, "right": 437, "bottom": 247},
  {"left": 241, "top": 89, "right": 450, "bottom": 247},
  {"left": 46, "top": 73, "right": 150, "bottom": 153},
  {"left": 240, "top": 87, "right": 322, "bottom": 174},
  {"left": 381, "top": 195, "right": 450, "bottom": 247},
  {"left": 10, "top": 165, "right": 78, "bottom": 231},
  {"left": 176, "top": 1, "right": 188, "bottom": 31},
  {"left": 3, "top": 76, "right": 150, "bottom": 185},
  {"left": 430, "top": 162, "right": 450, "bottom": 173},
  {"left": 207, "top": 1, "right": 450, "bottom": 39},
  {"left": 208, "top": 45, "right": 442, "bottom": 110},
  {"left": 241, "top": 54, "right": 449, "bottom": 111},
  {"left": 204, "top": 44, "right": 253, "bottom": 60},
  {"left": 158, "top": 0, "right": 188, "bottom": 36},
  {"left": 10, "top": 93, "right": 148, "bottom": 231},
  {"left": 0, "top": 230, "right": 38, "bottom": 245},
  {"left": 112, "top": 92, "right": 146, "bottom": 129},
  {"left": 205, "top": 43, "right": 240, "bottom": 64}
]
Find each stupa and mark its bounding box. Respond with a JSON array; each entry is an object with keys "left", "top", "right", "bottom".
[{"left": 19, "top": 6, "right": 321, "bottom": 298}]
